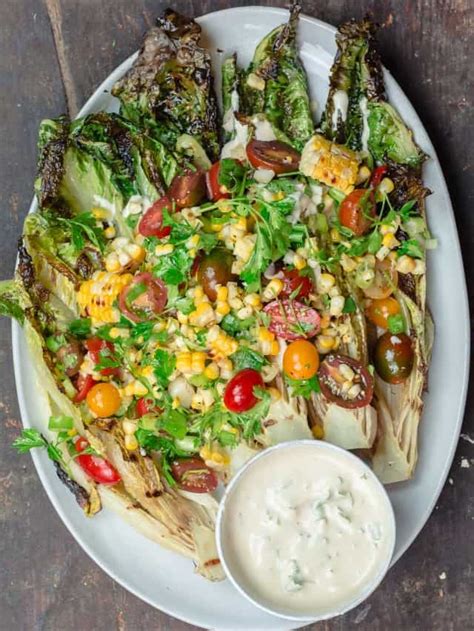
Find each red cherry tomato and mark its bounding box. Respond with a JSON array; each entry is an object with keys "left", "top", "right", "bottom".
[
  {"left": 263, "top": 299, "right": 321, "bottom": 341},
  {"left": 223, "top": 368, "right": 264, "bottom": 413},
  {"left": 339, "top": 189, "right": 376, "bottom": 236},
  {"left": 280, "top": 269, "right": 313, "bottom": 299},
  {"left": 138, "top": 196, "right": 173, "bottom": 238},
  {"left": 246, "top": 140, "right": 300, "bottom": 174},
  {"left": 85, "top": 338, "right": 119, "bottom": 376},
  {"left": 73, "top": 373, "right": 96, "bottom": 403},
  {"left": 170, "top": 457, "right": 218, "bottom": 493},
  {"left": 136, "top": 397, "right": 161, "bottom": 418},
  {"left": 168, "top": 170, "right": 206, "bottom": 208},
  {"left": 119, "top": 272, "right": 167, "bottom": 323},
  {"left": 206, "top": 161, "right": 230, "bottom": 202},
  {"left": 319, "top": 354, "right": 374, "bottom": 409},
  {"left": 75, "top": 437, "right": 121, "bottom": 485},
  {"left": 369, "top": 165, "right": 388, "bottom": 188}
]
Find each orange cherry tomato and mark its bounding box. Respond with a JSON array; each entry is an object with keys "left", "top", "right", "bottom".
[
  {"left": 86, "top": 382, "right": 121, "bottom": 417},
  {"left": 283, "top": 340, "right": 320, "bottom": 380},
  {"left": 339, "top": 189, "right": 376, "bottom": 236},
  {"left": 366, "top": 297, "right": 401, "bottom": 329}
]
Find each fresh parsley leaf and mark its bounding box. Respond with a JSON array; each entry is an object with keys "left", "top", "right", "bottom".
[
  {"left": 12, "top": 428, "right": 47, "bottom": 453},
  {"left": 285, "top": 375, "right": 321, "bottom": 398},
  {"left": 68, "top": 318, "right": 92, "bottom": 338},
  {"left": 367, "top": 230, "right": 382, "bottom": 254},
  {"left": 153, "top": 349, "right": 176, "bottom": 387},
  {"left": 58, "top": 212, "right": 106, "bottom": 253},
  {"left": 399, "top": 199, "right": 417, "bottom": 221},
  {"left": 342, "top": 296, "right": 357, "bottom": 313},
  {"left": 387, "top": 313, "right": 405, "bottom": 334},
  {"left": 159, "top": 409, "right": 188, "bottom": 440},
  {"left": 397, "top": 239, "right": 424, "bottom": 259},
  {"left": 231, "top": 347, "right": 267, "bottom": 372},
  {"left": 218, "top": 158, "right": 246, "bottom": 195},
  {"left": 153, "top": 244, "right": 192, "bottom": 285},
  {"left": 135, "top": 428, "right": 189, "bottom": 486},
  {"left": 221, "top": 313, "right": 255, "bottom": 338},
  {"left": 228, "top": 387, "right": 271, "bottom": 440}
]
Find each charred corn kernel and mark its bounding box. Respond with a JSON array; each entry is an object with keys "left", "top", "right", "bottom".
[
  {"left": 177, "top": 311, "right": 189, "bottom": 324},
  {"left": 270, "top": 340, "right": 280, "bottom": 355},
  {"left": 216, "top": 286, "right": 228, "bottom": 301},
  {"left": 262, "top": 278, "right": 284, "bottom": 301},
  {"left": 92, "top": 207, "right": 109, "bottom": 220},
  {"left": 123, "top": 420, "right": 137, "bottom": 435},
  {"left": 177, "top": 352, "right": 192, "bottom": 373},
  {"left": 189, "top": 302, "right": 215, "bottom": 327},
  {"left": 312, "top": 424, "right": 324, "bottom": 439},
  {"left": 259, "top": 327, "right": 275, "bottom": 343},
  {"left": 155, "top": 243, "right": 174, "bottom": 257},
  {"left": 316, "top": 335, "right": 336, "bottom": 353},
  {"left": 382, "top": 233, "right": 400, "bottom": 249},
  {"left": 204, "top": 362, "right": 220, "bottom": 380},
  {"left": 105, "top": 252, "right": 121, "bottom": 273},
  {"left": 340, "top": 253, "right": 358, "bottom": 272},
  {"left": 330, "top": 295, "right": 345, "bottom": 317},
  {"left": 378, "top": 177, "right": 395, "bottom": 195},
  {"left": 237, "top": 306, "right": 252, "bottom": 320},
  {"left": 293, "top": 254, "right": 306, "bottom": 271},
  {"left": 300, "top": 134, "right": 359, "bottom": 193},
  {"left": 267, "top": 387, "right": 282, "bottom": 402},
  {"left": 330, "top": 228, "right": 342, "bottom": 243},
  {"left": 77, "top": 271, "right": 133, "bottom": 325},
  {"left": 396, "top": 255, "right": 416, "bottom": 274},
  {"left": 357, "top": 165, "right": 371, "bottom": 184},
  {"left": 191, "top": 352, "right": 206, "bottom": 373},
  {"left": 319, "top": 314, "right": 331, "bottom": 329},
  {"left": 318, "top": 273, "right": 335, "bottom": 293},
  {"left": 216, "top": 301, "right": 231, "bottom": 317},
  {"left": 125, "top": 434, "right": 139, "bottom": 451},
  {"left": 244, "top": 293, "right": 261, "bottom": 308},
  {"left": 104, "top": 226, "right": 116, "bottom": 239}
]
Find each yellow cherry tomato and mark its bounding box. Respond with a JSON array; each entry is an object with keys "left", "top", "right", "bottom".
[
  {"left": 283, "top": 340, "right": 320, "bottom": 380},
  {"left": 366, "top": 297, "right": 401, "bottom": 329},
  {"left": 86, "top": 382, "right": 121, "bottom": 417}
]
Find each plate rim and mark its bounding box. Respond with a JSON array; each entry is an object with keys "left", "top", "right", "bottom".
[{"left": 11, "top": 5, "right": 470, "bottom": 628}]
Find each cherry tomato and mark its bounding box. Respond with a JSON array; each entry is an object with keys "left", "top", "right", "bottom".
[
  {"left": 197, "top": 248, "right": 235, "bottom": 301},
  {"left": 75, "top": 436, "right": 121, "bottom": 485},
  {"left": 138, "top": 196, "right": 173, "bottom": 238},
  {"left": 363, "top": 258, "right": 398, "bottom": 300},
  {"left": 223, "top": 369, "right": 264, "bottom": 413},
  {"left": 283, "top": 340, "right": 320, "bottom": 380},
  {"left": 339, "top": 189, "right": 376, "bottom": 236},
  {"left": 136, "top": 397, "right": 160, "bottom": 418},
  {"left": 246, "top": 140, "right": 300, "bottom": 174},
  {"left": 119, "top": 272, "right": 167, "bottom": 323},
  {"left": 57, "top": 340, "right": 83, "bottom": 377},
  {"left": 264, "top": 299, "right": 321, "bottom": 341},
  {"left": 86, "top": 382, "right": 122, "bottom": 417},
  {"left": 168, "top": 170, "right": 206, "bottom": 208},
  {"left": 374, "top": 332, "right": 414, "bottom": 384},
  {"left": 366, "top": 297, "right": 401, "bottom": 329},
  {"left": 206, "top": 161, "right": 230, "bottom": 201},
  {"left": 319, "top": 354, "right": 374, "bottom": 409},
  {"left": 280, "top": 269, "right": 313, "bottom": 299},
  {"left": 73, "top": 373, "right": 96, "bottom": 403},
  {"left": 170, "top": 457, "right": 218, "bottom": 493},
  {"left": 369, "top": 165, "right": 388, "bottom": 188},
  {"left": 85, "top": 338, "right": 119, "bottom": 376}
]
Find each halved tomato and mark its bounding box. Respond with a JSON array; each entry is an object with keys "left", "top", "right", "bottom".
[
  {"left": 73, "top": 373, "right": 96, "bottom": 403},
  {"left": 223, "top": 369, "right": 264, "bottom": 413},
  {"left": 319, "top": 354, "right": 374, "bottom": 409},
  {"left": 168, "top": 170, "right": 206, "bottom": 208},
  {"left": 339, "top": 189, "right": 376, "bottom": 236},
  {"left": 138, "top": 196, "right": 173, "bottom": 238},
  {"left": 263, "top": 299, "right": 321, "bottom": 341},
  {"left": 206, "top": 161, "right": 230, "bottom": 202},
  {"left": 170, "top": 457, "right": 218, "bottom": 493},
  {"left": 280, "top": 268, "right": 313, "bottom": 299},
  {"left": 246, "top": 140, "right": 300, "bottom": 174},
  {"left": 119, "top": 272, "right": 167, "bottom": 323},
  {"left": 75, "top": 436, "right": 121, "bottom": 485}
]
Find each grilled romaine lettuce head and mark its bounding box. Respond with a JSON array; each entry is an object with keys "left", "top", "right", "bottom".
[
  {"left": 320, "top": 18, "right": 424, "bottom": 167},
  {"left": 112, "top": 9, "right": 219, "bottom": 161}
]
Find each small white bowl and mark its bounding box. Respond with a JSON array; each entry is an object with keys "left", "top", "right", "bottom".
[{"left": 216, "top": 440, "right": 396, "bottom": 622}]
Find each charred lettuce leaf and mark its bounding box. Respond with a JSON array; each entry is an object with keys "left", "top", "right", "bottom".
[
  {"left": 35, "top": 116, "right": 69, "bottom": 208},
  {"left": 112, "top": 9, "right": 219, "bottom": 161},
  {"left": 321, "top": 18, "right": 425, "bottom": 167}
]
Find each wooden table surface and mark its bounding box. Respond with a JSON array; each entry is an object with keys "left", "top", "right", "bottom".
[{"left": 0, "top": 1, "right": 472, "bottom": 629}]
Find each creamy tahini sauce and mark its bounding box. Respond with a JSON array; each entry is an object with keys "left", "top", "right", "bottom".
[{"left": 221, "top": 444, "right": 393, "bottom": 616}]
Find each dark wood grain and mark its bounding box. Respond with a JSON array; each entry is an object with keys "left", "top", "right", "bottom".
[{"left": 0, "top": 1, "right": 472, "bottom": 629}]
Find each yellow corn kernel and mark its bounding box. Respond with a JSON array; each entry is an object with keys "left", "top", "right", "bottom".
[
  {"left": 293, "top": 254, "right": 306, "bottom": 271},
  {"left": 316, "top": 335, "right": 336, "bottom": 353},
  {"left": 270, "top": 340, "right": 280, "bottom": 356},
  {"left": 189, "top": 302, "right": 215, "bottom": 327},
  {"left": 357, "top": 165, "right": 372, "bottom": 184},
  {"left": 109, "top": 327, "right": 121, "bottom": 339},
  {"left": 92, "top": 207, "right": 109, "bottom": 220},
  {"left": 219, "top": 358, "right": 233, "bottom": 379},
  {"left": 204, "top": 362, "right": 220, "bottom": 380},
  {"left": 124, "top": 434, "right": 139, "bottom": 451},
  {"left": 319, "top": 314, "right": 331, "bottom": 329},
  {"left": 200, "top": 445, "right": 212, "bottom": 460},
  {"left": 105, "top": 253, "right": 121, "bottom": 273},
  {"left": 140, "top": 365, "right": 154, "bottom": 380},
  {"left": 187, "top": 234, "right": 200, "bottom": 248},
  {"left": 127, "top": 244, "right": 146, "bottom": 263},
  {"left": 318, "top": 273, "right": 335, "bottom": 292},
  {"left": 312, "top": 424, "right": 324, "bottom": 439},
  {"left": 172, "top": 397, "right": 181, "bottom": 409},
  {"left": 193, "top": 286, "right": 205, "bottom": 300},
  {"left": 76, "top": 271, "right": 133, "bottom": 325},
  {"left": 177, "top": 311, "right": 189, "bottom": 324},
  {"left": 210, "top": 222, "right": 223, "bottom": 232},
  {"left": 396, "top": 255, "right": 417, "bottom": 274},
  {"left": 176, "top": 352, "right": 192, "bottom": 373},
  {"left": 67, "top": 428, "right": 77, "bottom": 437},
  {"left": 267, "top": 387, "right": 282, "bottom": 401},
  {"left": 262, "top": 278, "right": 284, "bottom": 301},
  {"left": 340, "top": 253, "right": 358, "bottom": 272},
  {"left": 216, "top": 301, "right": 231, "bottom": 316},
  {"left": 123, "top": 420, "right": 137, "bottom": 436},
  {"left": 330, "top": 228, "right": 342, "bottom": 243},
  {"left": 300, "top": 134, "right": 359, "bottom": 193},
  {"left": 211, "top": 452, "right": 230, "bottom": 465},
  {"left": 191, "top": 352, "right": 206, "bottom": 373},
  {"left": 234, "top": 216, "right": 247, "bottom": 232},
  {"left": 378, "top": 177, "right": 395, "bottom": 195},
  {"left": 155, "top": 243, "right": 174, "bottom": 257},
  {"left": 244, "top": 293, "right": 262, "bottom": 308},
  {"left": 104, "top": 226, "right": 116, "bottom": 239},
  {"left": 258, "top": 327, "right": 275, "bottom": 343},
  {"left": 216, "top": 285, "right": 228, "bottom": 302},
  {"left": 380, "top": 222, "right": 398, "bottom": 236},
  {"left": 382, "top": 233, "right": 400, "bottom": 249}
]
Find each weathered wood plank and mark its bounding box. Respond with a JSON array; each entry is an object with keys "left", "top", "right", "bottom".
[{"left": 0, "top": 0, "right": 472, "bottom": 629}]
